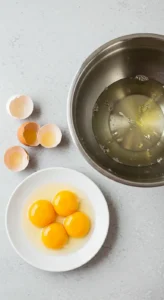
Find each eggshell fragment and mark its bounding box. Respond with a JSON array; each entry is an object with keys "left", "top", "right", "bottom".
[
  {"left": 38, "top": 124, "right": 62, "bottom": 148},
  {"left": 6, "top": 95, "right": 34, "bottom": 119},
  {"left": 17, "top": 122, "right": 40, "bottom": 146},
  {"left": 4, "top": 146, "right": 29, "bottom": 172}
]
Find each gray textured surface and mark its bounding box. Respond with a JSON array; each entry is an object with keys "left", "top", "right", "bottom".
[{"left": 1, "top": 1, "right": 164, "bottom": 299}]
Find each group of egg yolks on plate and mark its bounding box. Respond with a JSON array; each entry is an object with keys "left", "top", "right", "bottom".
[{"left": 28, "top": 190, "right": 91, "bottom": 249}]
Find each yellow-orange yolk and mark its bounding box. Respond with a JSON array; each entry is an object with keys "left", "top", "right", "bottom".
[
  {"left": 28, "top": 200, "right": 56, "bottom": 227},
  {"left": 64, "top": 212, "right": 91, "bottom": 238},
  {"left": 52, "top": 190, "right": 79, "bottom": 217},
  {"left": 42, "top": 223, "right": 68, "bottom": 249}
]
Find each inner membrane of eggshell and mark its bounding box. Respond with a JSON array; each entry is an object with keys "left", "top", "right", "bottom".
[
  {"left": 38, "top": 124, "right": 62, "bottom": 148},
  {"left": 4, "top": 146, "right": 29, "bottom": 171},
  {"left": 9, "top": 95, "right": 33, "bottom": 119},
  {"left": 22, "top": 123, "right": 40, "bottom": 146}
]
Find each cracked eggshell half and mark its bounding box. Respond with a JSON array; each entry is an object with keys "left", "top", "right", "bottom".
[
  {"left": 38, "top": 124, "right": 62, "bottom": 148},
  {"left": 17, "top": 122, "right": 40, "bottom": 147},
  {"left": 4, "top": 146, "right": 29, "bottom": 172},
  {"left": 6, "top": 95, "right": 34, "bottom": 119}
]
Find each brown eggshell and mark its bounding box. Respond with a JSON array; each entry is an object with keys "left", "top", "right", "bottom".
[
  {"left": 17, "top": 122, "right": 40, "bottom": 147},
  {"left": 38, "top": 124, "right": 62, "bottom": 148},
  {"left": 4, "top": 146, "right": 29, "bottom": 171}
]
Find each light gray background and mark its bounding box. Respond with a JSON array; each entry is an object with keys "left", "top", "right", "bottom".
[{"left": 1, "top": 1, "right": 164, "bottom": 299}]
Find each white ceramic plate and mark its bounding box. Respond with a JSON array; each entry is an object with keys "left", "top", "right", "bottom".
[{"left": 6, "top": 168, "right": 109, "bottom": 272}]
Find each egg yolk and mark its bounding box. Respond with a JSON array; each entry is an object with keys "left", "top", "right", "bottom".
[
  {"left": 64, "top": 212, "right": 91, "bottom": 238},
  {"left": 52, "top": 190, "right": 79, "bottom": 217},
  {"left": 42, "top": 223, "right": 68, "bottom": 249},
  {"left": 28, "top": 200, "right": 56, "bottom": 227}
]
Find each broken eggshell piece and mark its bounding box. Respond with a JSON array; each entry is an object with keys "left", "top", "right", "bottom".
[
  {"left": 38, "top": 124, "right": 62, "bottom": 148},
  {"left": 6, "top": 95, "right": 34, "bottom": 119},
  {"left": 4, "top": 146, "right": 29, "bottom": 172},
  {"left": 17, "top": 122, "right": 40, "bottom": 147}
]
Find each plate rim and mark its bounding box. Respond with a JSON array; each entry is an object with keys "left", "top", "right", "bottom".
[{"left": 5, "top": 167, "right": 110, "bottom": 272}]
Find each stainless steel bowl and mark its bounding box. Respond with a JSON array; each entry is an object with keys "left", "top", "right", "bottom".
[{"left": 67, "top": 34, "right": 164, "bottom": 187}]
